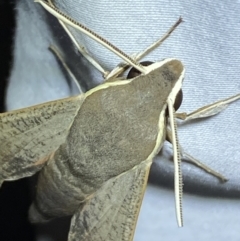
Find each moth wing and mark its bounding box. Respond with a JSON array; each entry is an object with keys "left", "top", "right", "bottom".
[
  {"left": 68, "top": 160, "right": 152, "bottom": 241},
  {"left": 0, "top": 95, "right": 84, "bottom": 186}
]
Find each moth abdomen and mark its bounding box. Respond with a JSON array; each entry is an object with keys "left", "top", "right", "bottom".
[{"left": 29, "top": 145, "right": 87, "bottom": 222}]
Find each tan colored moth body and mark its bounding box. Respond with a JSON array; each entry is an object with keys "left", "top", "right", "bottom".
[
  {"left": 0, "top": 58, "right": 184, "bottom": 240},
  {"left": 29, "top": 59, "right": 184, "bottom": 223},
  {"left": 1, "top": 1, "right": 240, "bottom": 240},
  {"left": 0, "top": 0, "right": 187, "bottom": 239}
]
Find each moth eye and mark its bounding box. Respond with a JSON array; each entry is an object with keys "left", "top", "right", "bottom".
[
  {"left": 127, "top": 61, "right": 154, "bottom": 79},
  {"left": 174, "top": 89, "right": 183, "bottom": 111},
  {"left": 166, "top": 90, "right": 183, "bottom": 117},
  {"left": 165, "top": 89, "right": 183, "bottom": 117}
]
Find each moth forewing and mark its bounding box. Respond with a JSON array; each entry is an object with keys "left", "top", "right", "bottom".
[
  {"left": 68, "top": 161, "right": 152, "bottom": 241},
  {"left": 0, "top": 95, "right": 85, "bottom": 186}
]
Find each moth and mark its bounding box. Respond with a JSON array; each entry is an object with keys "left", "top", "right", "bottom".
[{"left": 1, "top": 1, "right": 240, "bottom": 241}]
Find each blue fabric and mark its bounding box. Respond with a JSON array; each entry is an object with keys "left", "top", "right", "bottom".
[{"left": 7, "top": 0, "right": 240, "bottom": 240}]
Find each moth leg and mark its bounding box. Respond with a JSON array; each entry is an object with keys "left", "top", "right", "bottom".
[
  {"left": 176, "top": 93, "right": 240, "bottom": 121},
  {"left": 166, "top": 129, "right": 228, "bottom": 182},
  {"left": 105, "top": 17, "right": 183, "bottom": 81},
  {"left": 49, "top": 45, "right": 83, "bottom": 94},
  {"left": 48, "top": 0, "right": 109, "bottom": 77}
]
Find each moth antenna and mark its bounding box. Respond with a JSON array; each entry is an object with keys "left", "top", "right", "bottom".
[
  {"left": 105, "top": 17, "right": 183, "bottom": 80},
  {"left": 133, "top": 17, "right": 183, "bottom": 62},
  {"left": 46, "top": 0, "right": 53, "bottom": 6},
  {"left": 167, "top": 99, "right": 183, "bottom": 227},
  {"left": 35, "top": 0, "right": 147, "bottom": 74},
  {"left": 47, "top": 0, "right": 108, "bottom": 76}
]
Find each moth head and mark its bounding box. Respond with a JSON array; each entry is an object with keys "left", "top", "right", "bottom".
[{"left": 127, "top": 60, "right": 183, "bottom": 112}]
